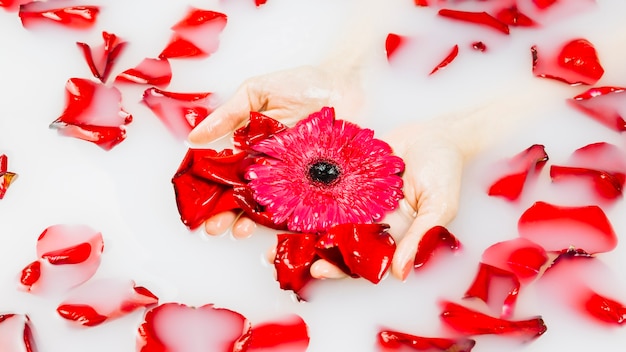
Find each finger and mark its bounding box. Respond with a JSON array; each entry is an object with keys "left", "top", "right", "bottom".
[
  {"left": 203, "top": 211, "right": 238, "bottom": 236},
  {"left": 310, "top": 260, "right": 349, "bottom": 279},
  {"left": 266, "top": 246, "right": 277, "bottom": 264},
  {"left": 232, "top": 215, "right": 256, "bottom": 239}
]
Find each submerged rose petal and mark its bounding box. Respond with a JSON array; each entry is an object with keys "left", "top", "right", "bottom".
[
  {"left": 233, "top": 112, "right": 288, "bottom": 153},
  {"left": 429, "top": 44, "right": 459, "bottom": 76},
  {"left": 0, "top": 0, "right": 30, "bottom": 12},
  {"left": 50, "top": 78, "right": 132, "bottom": 150},
  {"left": 550, "top": 166, "right": 625, "bottom": 200},
  {"left": 482, "top": 238, "right": 548, "bottom": 281},
  {"left": 159, "top": 8, "right": 228, "bottom": 59},
  {"left": 471, "top": 41, "right": 487, "bottom": 52},
  {"left": 19, "top": 3, "right": 99, "bottom": 29},
  {"left": 518, "top": 201, "right": 618, "bottom": 254},
  {"left": 142, "top": 88, "right": 215, "bottom": 139},
  {"left": 115, "top": 58, "right": 172, "bottom": 87},
  {"left": 20, "top": 224, "right": 104, "bottom": 293},
  {"left": 315, "top": 223, "right": 395, "bottom": 284},
  {"left": 137, "top": 303, "right": 251, "bottom": 352},
  {"left": 495, "top": 6, "right": 536, "bottom": 27},
  {"left": 532, "top": 38, "right": 604, "bottom": 85},
  {"left": 464, "top": 263, "right": 521, "bottom": 319},
  {"left": 377, "top": 330, "right": 475, "bottom": 351},
  {"left": 487, "top": 144, "right": 548, "bottom": 201},
  {"left": 0, "top": 314, "right": 37, "bottom": 352},
  {"left": 0, "top": 154, "right": 18, "bottom": 199},
  {"left": 532, "top": 0, "right": 557, "bottom": 9},
  {"left": 255, "top": 0, "right": 268, "bottom": 7},
  {"left": 438, "top": 9, "right": 510, "bottom": 34},
  {"left": 247, "top": 315, "right": 309, "bottom": 351},
  {"left": 413, "top": 225, "right": 461, "bottom": 269},
  {"left": 77, "top": 31, "right": 127, "bottom": 83},
  {"left": 567, "top": 86, "right": 626, "bottom": 132},
  {"left": 440, "top": 301, "right": 547, "bottom": 340},
  {"left": 274, "top": 233, "right": 318, "bottom": 300},
  {"left": 582, "top": 290, "right": 626, "bottom": 325},
  {"left": 57, "top": 279, "right": 158, "bottom": 327},
  {"left": 385, "top": 33, "right": 407, "bottom": 61}
]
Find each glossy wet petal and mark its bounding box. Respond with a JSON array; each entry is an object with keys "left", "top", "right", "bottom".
[
  {"left": 582, "top": 290, "right": 626, "bottom": 325},
  {"left": 385, "top": 33, "right": 407, "bottom": 61},
  {"left": 482, "top": 238, "right": 548, "bottom": 281},
  {"left": 159, "top": 8, "right": 227, "bottom": 59},
  {"left": 487, "top": 144, "right": 548, "bottom": 201},
  {"left": 77, "top": 31, "right": 127, "bottom": 83},
  {"left": 115, "top": 58, "right": 172, "bottom": 87},
  {"left": 377, "top": 330, "right": 475, "bottom": 351},
  {"left": 532, "top": 38, "right": 604, "bottom": 85},
  {"left": 413, "top": 225, "right": 461, "bottom": 269},
  {"left": 247, "top": 315, "right": 309, "bottom": 351},
  {"left": 495, "top": 6, "right": 536, "bottom": 27},
  {"left": 233, "top": 185, "right": 288, "bottom": 230},
  {"left": 567, "top": 86, "right": 626, "bottom": 132},
  {"left": 233, "top": 112, "right": 288, "bottom": 153},
  {"left": 19, "top": 3, "right": 99, "bottom": 29},
  {"left": 0, "top": 314, "right": 37, "bottom": 352},
  {"left": 429, "top": 44, "right": 459, "bottom": 76},
  {"left": 274, "top": 233, "right": 319, "bottom": 300},
  {"left": 464, "top": 263, "right": 521, "bottom": 319}
]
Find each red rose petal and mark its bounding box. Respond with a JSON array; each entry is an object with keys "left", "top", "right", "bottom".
[
  {"left": 0, "top": 0, "right": 30, "bottom": 12},
  {"left": 413, "top": 225, "right": 461, "bottom": 269},
  {"left": 57, "top": 279, "right": 158, "bottom": 327},
  {"left": 255, "top": 0, "right": 268, "bottom": 7},
  {"left": 247, "top": 315, "right": 309, "bottom": 351},
  {"left": 19, "top": 3, "right": 99, "bottom": 30},
  {"left": 159, "top": 8, "right": 228, "bottom": 59},
  {"left": 142, "top": 88, "right": 216, "bottom": 139},
  {"left": 414, "top": 0, "right": 429, "bottom": 6},
  {"left": 115, "top": 58, "right": 172, "bottom": 88},
  {"left": 137, "top": 303, "right": 251, "bottom": 352},
  {"left": 550, "top": 166, "right": 625, "bottom": 200},
  {"left": 487, "top": 144, "right": 549, "bottom": 201},
  {"left": 532, "top": 38, "right": 604, "bottom": 85},
  {"left": 77, "top": 31, "right": 127, "bottom": 83},
  {"left": 471, "top": 41, "right": 487, "bottom": 52},
  {"left": 20, "top": 224, "right": 104, "bottom": 293},
  {"left": 567, "top": 86, "right": 626, "bottom": 132},
  {"left": 495, "top": 6, "right": 536, "bottom": 27},
  {"left": 0, "top": 154, "right": 18, "bottom": 199},
  {"left": 385, "top": 33, "right": 407, "bottom": 61},
  {"left": 532, "top": 0, "right": 558, "bottom": 10},
  {"left": 188, "top": 149, "right": 248, "bottom": 186},
  {"left": 482, "top": 238, "right": 548, "bottom": 281},
  {"left": 438, "top": 9, "right": 510, "bottom": 35},
  {"left": 50, "top": 78, "right": 132, "bottom": 150},
  {"left": 582, "top": 290, "right": 626, "bottom": 325},
  {"left": 233, "top": 112, "right": 288, "bottom": 153},
  {"left": 440, "top": 301, "right": 547, "bottom": 340},
  {"left": 518, "top": 201, "right": 618, "bottom": 254},
  {"left": 429, "top": 44, "right": 459, "bottom": 76},
  {"left": 274, "top": 233, "right": 319, "bottom": 300},
  {"left": 315, "top": 223, "right": 396, "bottom": 284},
  {"left": 233, "top": 185, "right": 288, "bottom": 230},
  {"left": 0, "top": 314, "right": 37, "bottom": 352},
  {"left": 377, "top": 330, "right": 476, "bottom": 351},
  {"left": 464, "top": 263, "right": 521, "bottom": 319}
]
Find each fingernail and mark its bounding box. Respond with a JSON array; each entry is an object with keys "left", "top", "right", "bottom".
[
  {"left": 233, "top": 218, "right": 256, "bottom": 239},
  {"left": 401, "top": 260, "right": 413, "bottom": 281}
]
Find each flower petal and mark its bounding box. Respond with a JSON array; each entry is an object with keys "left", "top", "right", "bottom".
[
  {"left": 385, "top": 33, "right": 407, "bottom": 62},
  {"left": 115, "top": 58, "right": 172, "bottom": 87},
  {"left": 159, "top": 8, "right": 228, "bottom": 59},
  {"left": 233, "top": 112, "right": 288, "bottom": 153},
  {"left": 481, "top": 238, "right": 548, "bottom": 281},
  {"left": 438, "top": 9, "right": 510, "bottom": 34},
  {"left": 582, "top": 290, "right": 626, "bottom": 325},
  {"left": 377, "top": 330, "right": 476, "bottom": 351},
  {"left": 429, "top": 44, "right": 459, "bottom": 76},
  {"left": 531, "top": 38, "right": 604, "bottom": 85},
  {"left": 19, "top": 3, "right": 99, "bottom": 30},
  {"left": 0, "top": 314, "right": 37, "bottom": 352},
  {"left": 0, "top": 0, "right": 31, "bottom": 12},
  {"left": 495, "top": 6, "right": 536, "bottom": 27},
  {"left": 233, "top": 185, "right": 288, "bottom": 230},
  {"left": 413, "top": 225, "right": 461, "bottom": 270},
  {"left": 274, "top": 233, "right": 319, "bottom": 300},
  {"left": 76, "top": 31, "right": 127, "bottom": 83},
  {"left": 487, "top": 144, "right": 548, "bottom": 201},
  {"left": 464, "top": 263, "right": 521, "bottom": 319},
  {"left": 0, "top": 154, "right": 18, "bottom": 199},
  {"left": 567, "top": 86, "right": 626, "bottom": 132},
  {"left": 247, "top": 315, "right": 309, "bottom": 351}
]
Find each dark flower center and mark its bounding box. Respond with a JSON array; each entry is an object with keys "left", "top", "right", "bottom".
[{"left": 308, "top": 160, "right": 341, "bottom": 185}]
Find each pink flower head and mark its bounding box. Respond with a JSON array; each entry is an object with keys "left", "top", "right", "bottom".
[{"left": 246, "top": 107, "right": 405, "bottom": 233}]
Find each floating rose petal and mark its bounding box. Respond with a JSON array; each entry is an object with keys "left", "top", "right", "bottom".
[
  {"left": 440, "top": 301, "right": 547, "bottom": 340},
  {"left": 518, "top": 201, "right": 618, "bottom": 254},
  {"left": 582, "top": 290, "right": 626, "bottom": 325},
  {"left": 159, "top": 8, "right": 228, "bottom": 59},
  {"left": 567, "top": 86, "right": 626, "bottom": 132},
  {"left": 50, "top": 78, "right": 132, "bottom": 150},
  {"left": 137, "top": 303, "right": 251, "bottom": 352},
  {"left": 531, "top": 38, "right": 604, "bottom": 85},
  {"left": 464, "top": 263, "right": 521, "bottom": 319},
  {"left": 430, "top": 44, "right": 459, "bottom": 76},
  {"left": 377, "top": 330, "right": 475, "bottom": 351},
  {"left": 0, "top": 314, "right": 37, "bottom": 352},
  {"left": 274, "top": 233, "right": 318, "bottom": 300},
  {"left": 0, "top": 154, "right": 18, "bottom": 199},
  {"left": 0, "top": 0, "right": 30, "bottom": 12},
  {"left": 19, "top": 224, "right": 104, "bottom": 293},
  {"left": 413, "top": 225, "right": 461, "bottom": 269},
  {"left": 482, "top": 238, "right": 548, "bottom": 281},
  {"left": 115, "top": 58, "right": 172, "bottom": 88},
  {"left": 550, "top": 166, "right": 625, "bottom": 200},
  {"left": 255, "top": 0, "right": 268, "bottom": 7},
  {"left": 247, "top": 315, "right": 309, "bottom": 351},
  {"left": 142, "top": 88, "right": 216, "bottom": 139},
  {"left": 532, "top": 0, "right": 558, "bottom": 10},
  {"left": 385, "top": 33, "right": 407, "bottom": 62},
  {"left": 471, "top": 41, "right": 487, "bottom": 52},
  {"left": 19, "top": 3, "right": 99, "bottom": 30},
  {"left": 57, "top": 279, "right": 158, "bottom": 327},
  {"left": 77, "top": 31, "right": 127, "bottom": 83},
  {"left": 438, "top": 9, "right": 510, "bottom": 35},
  {"left": 414, "top": 0, "right": 428, "bottom": 6},
  {"left": 233, "top": 112, "right": 288, "bottom": 153},
  {"left": 315, "top": 223, "right": 396, "bottom": 284},
  {"left": 495, "top": 6, "right": 536, "bottom": 27},
  {"left": 487, "top": 144, "right": 548, "bottom": 201}
]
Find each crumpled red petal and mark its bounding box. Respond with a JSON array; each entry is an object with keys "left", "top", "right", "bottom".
[
  {"left": 438, "top": 9, "right": 510, "bottom": 35},
  {"left": 495, "top": 6, "right": 536, "bottom": 27},
  {"left": 77, "top": 31, "right": 127, "bottom": 83},
  {"left": 115, "top": 58, "right": 172, "bottom": 87},
  {"left": 531, "top": 38, "right": 604, "bottom": 85},
  {"left": 19, "top": 224, "right": 104, "bottom": 293},
  {"left": 582, "top": 290, "right": 626, "bottom": 325},
  {"left": 274, "top": 233, "right": 319, "bottom": 300},
  {"left": 142, "top": 88, "right": 215, "bottom": 139},
  {"left": 19, "top": 3, "right": 99, "bottom": 30},
  {"left": 0, "top": 314, "right": 37, "bottom": 352},
  {"left": 429, "top": 44, "right": 459, "bottom": 75},
  {"left": 233, "top": 185, "right": 288, "bottom": 230},
  {"left": 159, "top": 8, "right": 228, "bottom": 59},
  {"left": 247, "top": 315, "right": 309, "bottom": 351},
  {"left": 0, "top": 154, "right": 18, "bottom": 199},
  {"left": 50, "top": 78, "right": 132, "bottom": 150},
  {"left": 57, "top": 279, "right": 158, "bottom": 327},
  {"left": 137, "top": 303, "right": 251, "bottom": 352},
  {"left": 385, "top": 33, "right": 407, "bottom": 61},
  {"left": 464, "top": 263, "right": 521, "bottom": 319},
  {"left": 518, "top": 201, "right": 618, "bottom": 254},
  {"left": 315, "top": 223, "right": 395, "bottom": 284},
  {"left": 440, "top": 301, "right": 547, "bottom": 340},
  {"left": 487, "top": 144, "right": 548, "bottom": 201},
  {"left": 413, "top": 225, "right": 461, "bottom": 269},
  {"left": 377, "top": 329, "right": 475, "bottom": 351},
  {"left": 481, "top": 238, "right": 548, "bottom": 281},
  {"left": 233, "top": 112, "right": 288, "bottom": 153},
  {"left": 567, "top": 86, "right": 626, "bottom": 132}
]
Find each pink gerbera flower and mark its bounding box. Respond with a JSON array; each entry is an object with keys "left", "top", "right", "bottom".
[{"left": 246, "top": 107, "right": 405, "bottom": 233}]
